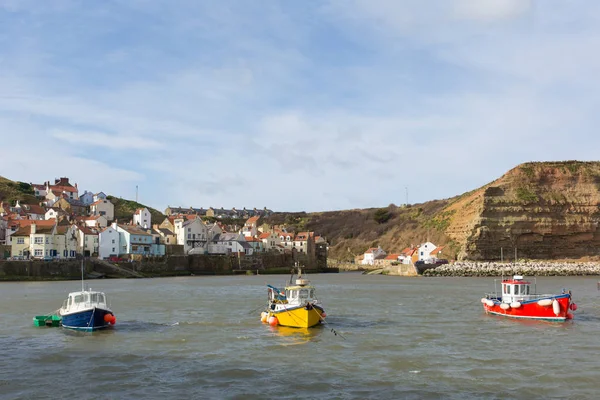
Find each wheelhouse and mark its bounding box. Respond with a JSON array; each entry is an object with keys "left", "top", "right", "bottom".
[
  {"left": 500, "top": 275, "right": 534, "bottom": 303},
  {"left": 61, "top": 290, "right": 109, "bottom": 314}
]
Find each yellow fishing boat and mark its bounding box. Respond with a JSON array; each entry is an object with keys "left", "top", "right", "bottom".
[{"left": 261, "top": 267, "right": 326, "bottom": 328}]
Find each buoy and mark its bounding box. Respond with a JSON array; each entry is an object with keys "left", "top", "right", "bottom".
[
  {"left": 321, "top": 312, "right": 327, "bottom": 318},
  {"left": 500, "top": 303, "right": 510, "bottom": 310},
  {"left": 485, "top": 299, "right": 494, "bottom": 307},
  {"left": 567, "top": 312, "right": 574, "bottom": 320},
  {"left": 510, "top": 301, "right": 521, "bottom": 308},
  {"left": 104, "top": 314, "right": 112, "bottom": 322},
  {"left": 552, "top": 299, "right": 560, "bottom": 316},
  {"left": 537, "top": 299, "right": 553, "bottom": 307},
  {"left": 570, "top": 303, "right": 578, "bottom": 311},
  {"left": 260, "top": 312, "right": 268, "bottom": 323},
  {"left": 110, "top": 316, "right": 116, "bottom": 325},
  {"left": 268, "top": 316, "right": 278, "bottom": 327}
]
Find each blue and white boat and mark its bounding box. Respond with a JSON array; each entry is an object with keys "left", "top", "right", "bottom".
[
  {"left": 59, "top": 289, "right": 115, "bottom": 331},
  {"left": 58, "top": 261, "right": 116, "bottom": 331}
]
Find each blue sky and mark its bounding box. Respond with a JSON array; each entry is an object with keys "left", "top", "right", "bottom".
[{"left": 1, "top": 0, "right": 599, "bottom": 212}]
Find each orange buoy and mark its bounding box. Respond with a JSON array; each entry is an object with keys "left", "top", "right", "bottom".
[
  {"left": 268, "top": 316, "right": 278, "bottom": 326},
  {"left": 260, "top": 312, "right": 268, "bottom": 323},
  {"left": 567, "top": 312, "right": 574, "bottom": 320},
  {"left": 110, "top": 316, "right": 116, "bottom": 325},
  {"left": 321, "top": 312, "right": 327, "bottom": 318},
  {"left": 570, "top": 303, "right": 578, "bottom": 311},
  {"left": 104, "top": 314, "right": 112, "bottom": 322}
]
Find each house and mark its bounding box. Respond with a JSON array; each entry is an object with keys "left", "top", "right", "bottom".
[
  {"left": 277, "top": 230, "right": 295, "bottom": 251},
  {"left": 46, "top": 177, "right": 79, "bottom": 200},
  {"left": 153, "top": 224, "right": 177, "bottom": 245},
  {"left": 114, "top": 224, "right": 158, "bottom": 256},
  {"left": 174, "top": 218, "right": 208, "bottom": 254},
  {"left": 258, "top": 231, "right": 280, "bottom": 252},
  {"left": 164, "top": 206, "right": 206, "bottom": 216},
  {"left": 45, "top": 207, "right": 69, "bottom": 221},
  {"left": 90, "top": 199, "right": 114, "bottom": 221},
  {"left": 362, "top": 246, "right": 387, "bottom": 265},
  {"left": 245, "top": 236, "right": 264, "bottom": 252},
  {"left": 10, "top": 221, "right": 78, "bottom": 259},
  {"left": 293, "top": 231, "right": 315, "bottom": 257},
  {"left": 93, "top": 192, "right": 107, "bottom": 202},
  {"left": 208, "top": 233, "right": 253, "bottom": 255},
  {"left": 375, "top": 253, "right": 401, "bottom": 266},
  {"left": 417, "top": 242, "right": 438, "bottom": 262},
  {"left": 76, "top": 215, "right": 108, "bottom": 228},
  {"left": 241, "top": 216, "right": 260, "bottom": 237},
  {"left": 0, "top": 215, "right": 7, "bottom": 245},
  {"left": 14, "top": 202, "right": 46, "bottom": 220},
  {"left": 31, "top": 183, "right": 47, "bottom": 198},
  {"left": 53, "top": 196, "right": 87, "bottom": 216},
  {"left": 74, "top": 225, "right": 99, "bottom": 257},
  {"left": 79, "top": 190, "right": 95, "bottom": 205},
  {"left": 429, "top": 246, "right": 445, "bottom": 261},
  {"left": 133, "top": 207, "right": 151, "bottom": 228},
  {"left": 399, "top": 247, "right": 417, "bottom": 265},
  {"left": 98, "top": 224, "right": 120, "bottom": 259},
  {"left": 5, "top": 218, "right": 56, "bottom": 248}
]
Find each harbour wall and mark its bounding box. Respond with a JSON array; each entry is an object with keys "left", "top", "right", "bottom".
[
  {"left": 0, "top": 253, "right": 337, "bottom": 281},
  {"left": 423, "top": 261, "right": 600, "bottom": 277}
]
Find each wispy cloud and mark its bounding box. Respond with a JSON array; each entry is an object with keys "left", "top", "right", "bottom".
[{"left": 52, "top": 130, "right": 162, "bottom": 150}]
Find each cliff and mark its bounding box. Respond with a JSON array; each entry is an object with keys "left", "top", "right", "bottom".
[{"left": 443, "top": 161, "right": 600, "bottom": 261}]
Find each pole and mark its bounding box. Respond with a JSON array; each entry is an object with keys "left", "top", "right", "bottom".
[
  {"left": 514, "top": 247, "right": 517, "bottom": 263},
  {"left": 501, "top": 247, "right": 503, "bottom": 263}
]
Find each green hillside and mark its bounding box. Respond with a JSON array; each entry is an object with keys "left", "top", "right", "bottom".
[
  {"left": 0, "top": 176, "right": 37, "bottom": 204},
  {"left": 107, "top": 195, "right": 165, "bottom": 224}
]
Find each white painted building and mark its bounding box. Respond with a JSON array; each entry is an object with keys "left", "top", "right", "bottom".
[
  {"left": 98, "top": 224, "right": 121, "bottom": 259},
  {"left": 175, "top": 218, "right": 208, "bottom": 254},
  {"left": 418, "top": 242, "right": 437, "bottom": 262},
  {"left": 133, "top": 207, "right": 151, "bottom": 228},
  {"left": 208, "top": 233, "right": 253, "bottom": 255},
  {"left": 362, "top": 246, "right": 387, "bottom": 265}
]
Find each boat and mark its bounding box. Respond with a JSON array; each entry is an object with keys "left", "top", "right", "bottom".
[
  {"left": 260, "top": 266, "right": 326, "bottom": 328},
  {"left": 58, "top": 260, "right": 116, "bottom": 331},
  {"left": 482, "top": 275, "right": 577, "bottom": 322}
]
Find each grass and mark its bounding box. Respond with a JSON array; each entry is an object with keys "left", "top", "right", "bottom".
[{"left": 0, "top": 176, "right": 37, "bottom": 204}]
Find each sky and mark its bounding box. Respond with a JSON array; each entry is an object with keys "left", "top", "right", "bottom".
[{"left": 1, "top": 0, "right": 599, "bottom": 212}]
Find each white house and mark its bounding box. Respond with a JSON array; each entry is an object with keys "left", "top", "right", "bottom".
[
  {"left": 417, "top": 242, "right": 437, "bottom": 262},
  {"left": 90, "top": 199, "right": 114, "bottom": 221},
  {"left": 98, "top": 224, "right": 121, "bottom": 259},
  {"left": 258, "top": 231, "right": 280, "bottom": 252},
  {"left": 45, "top": 207, "right": 68, "bottom": 221},
  {"left": 362, "top": 246, "right": 387, "bottom": 265},
  {"left": 208, "top": 233, "right": 253, "bottom": 255},
  {"left": 115, "top": 224, "right": 162, "bottom": 256},
  {"left": 133, "top": 207, "right": 151, "bottom": 229},
  {"left": 175, "top": 218, "right": 208, "bottom": 254},
  {"left": 241, "top": 216, "right": 259, "bottom": 237},
  {"left": 79, "top": 190, "right": 95, "bottom": 205}
]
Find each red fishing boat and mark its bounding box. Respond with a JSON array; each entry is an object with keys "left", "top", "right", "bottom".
[{"left": 481, "top": 275, "right": 577, "bottom": 322}]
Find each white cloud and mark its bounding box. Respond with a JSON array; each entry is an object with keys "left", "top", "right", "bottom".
[
  {"left": 52, "top": 130, "right": 162, "bottom": 150},
  {"left": 453, "top": 0, "right": 532, "bottom": 21}
]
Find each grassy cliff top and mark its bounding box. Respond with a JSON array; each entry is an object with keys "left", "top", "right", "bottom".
[{"left": 0, "top": 176, "right": 37, "bottom": 204}]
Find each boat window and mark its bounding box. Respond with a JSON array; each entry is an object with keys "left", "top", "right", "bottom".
[
  {"left": 68, "top": 296, "right": 72, "bottom": 306},
  {"left": 84, "top": 293, "right": 90, "bottom": 303},
  {"left": 514, "top": 285, "right": 519, "bottom": 295},
  {"left": 525, "top": 286, "right": 529, "bottom": 295},
  {"left": 91, "top": 293, "right": 98, "bottom": 303},
  {"left": 310, "top": 289, "right": 314, "bottom": 298},
  {"left": 299, "top": 289, "right": 309, "bottom": 298},
  {"left": 503, "top": 285, "right": 507, "bottom": 294},
  {"left": 98, "top": 294, "right": 105, "bottom": 303},
  {"left": 74, "top": 294, "right": 84, "bottom": 303}
]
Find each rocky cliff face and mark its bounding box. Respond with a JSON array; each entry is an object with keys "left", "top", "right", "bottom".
[{"left": 443, "top": 161, "right": 600, "bottom": 260}]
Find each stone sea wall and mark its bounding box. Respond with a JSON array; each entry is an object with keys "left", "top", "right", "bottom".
[{"left": 423, "top": 261, "right": 600, "bottom": 277}]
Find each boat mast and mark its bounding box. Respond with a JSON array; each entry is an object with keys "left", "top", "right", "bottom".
[{"left": 81, "top": 259, "right": 84, "bottom": 292}]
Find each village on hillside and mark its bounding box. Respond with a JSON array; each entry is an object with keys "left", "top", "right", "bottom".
[
  {"left": 0, "top": 177, "right": 328, "bottom": 267},
  {"left": 357, "top": 243, "right": 448, "bottom": 268}
]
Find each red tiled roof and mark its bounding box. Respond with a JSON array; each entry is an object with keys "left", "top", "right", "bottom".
[
  {"left": 258, "top": 232, "right": 270, "bottom": 239},
  {"left": 246, "top": 216, "right": 259, "bottom": 224},
  {"left": 430, "top": 246, "right": 444, "bottom": 255},
  {"left": 365, "top": 247, "right": 379, "bottom": 254},
  {"left": 385, "top": 254, "right": 400, "bottom": 260}
]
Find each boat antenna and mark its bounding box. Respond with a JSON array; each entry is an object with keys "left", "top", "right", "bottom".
[{"left": 81, "top": 258, "right": 84, "bottom": 292}]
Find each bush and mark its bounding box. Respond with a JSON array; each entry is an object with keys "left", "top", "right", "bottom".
[{"left": 373, "top": 208, "right": 392, "bottom": 224}]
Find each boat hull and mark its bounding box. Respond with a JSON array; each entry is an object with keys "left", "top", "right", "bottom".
[
  {"left": 270, "top": 305, "right": 324, "bottom": 328},
  {"left": 61, "top": 307, "right": 114, "bottom": 331},
  {"left": 483, "top": 294, "right": 571, "bottom": 321}
]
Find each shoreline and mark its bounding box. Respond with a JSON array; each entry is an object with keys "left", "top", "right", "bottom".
[{"left": 422, "top": 261, "right": 600, "bottom": 277}]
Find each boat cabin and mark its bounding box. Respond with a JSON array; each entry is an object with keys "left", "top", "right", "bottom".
[
  {"left": 61, "top": 290, "right": 109, "bottom": 314},
  {"left": 284, "top": 278, "right": 316, "bottom": 306},
  {"left": 501, "top": 275, "right": 532, "bottom": 303}
]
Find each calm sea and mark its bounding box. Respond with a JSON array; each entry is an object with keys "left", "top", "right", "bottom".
[{"left": 1, "top": 273, "right": 600, "bottom": 399}]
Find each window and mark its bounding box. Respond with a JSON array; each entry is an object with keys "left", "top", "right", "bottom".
[
  {"left": 112, "top": 239, "right": 115, "bottom": 244},
  {"left": 112, "top": 247, "right": 115, "bottom": 252},
  {"left": 34, "top": 237, "right": 43, "bottom": 244},
  {"left": 45, "top": 237, "right": 49, "bottom": 244},
  {"left": 188, "top": 234, "right": 191, "bottom": 239},
  {"left": 34, "top": 249, "right": 43, "bottom": 256},
  {"left": 17, "top": 238, "right": 24, "bottom": 244}
]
